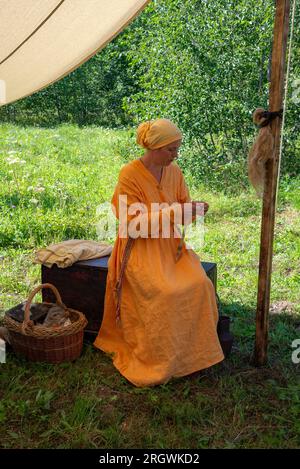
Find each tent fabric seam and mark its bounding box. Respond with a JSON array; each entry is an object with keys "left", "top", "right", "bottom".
[
  {"left": 1, "top": 0, "right": 151, "bottom": 106},
  {"left": 0, "top": 0, "right": 65, "bottom": 66}
]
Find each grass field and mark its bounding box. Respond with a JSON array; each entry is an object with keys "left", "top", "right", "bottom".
[{"left": 0, "top": 124, "right": 299, "bottom": 448}]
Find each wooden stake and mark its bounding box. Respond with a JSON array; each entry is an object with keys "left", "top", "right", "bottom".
[{"left": 254, "top": 0, "right": 291, "bottom": 366}]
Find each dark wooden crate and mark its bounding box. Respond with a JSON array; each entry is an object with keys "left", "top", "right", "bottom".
[{"left": 42, "top": 256, "right": 217, "bottom": 337}]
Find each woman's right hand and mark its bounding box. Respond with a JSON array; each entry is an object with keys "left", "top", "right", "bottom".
[
  {"left": 179, "top": 201, "right": 208, "bottom": 225},
  {"left": 191, "top": 201, "right": 209, "bottom": 216}
]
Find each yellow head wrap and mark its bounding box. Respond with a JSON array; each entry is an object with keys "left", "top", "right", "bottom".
[{"left": 136, "top": 118, "right": 182, "bottom": 150}]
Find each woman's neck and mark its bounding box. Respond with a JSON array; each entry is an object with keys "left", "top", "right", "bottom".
[
  {"left": 140, "top": 151, "right": 162, "bottom": 170},
  {"left": 140, "top": 152, "right": 163, "bottom": 183}
]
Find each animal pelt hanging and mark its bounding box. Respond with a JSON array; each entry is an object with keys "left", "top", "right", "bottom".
[{"left": 247, "top": 108, "right": 281, "bottom": 198}]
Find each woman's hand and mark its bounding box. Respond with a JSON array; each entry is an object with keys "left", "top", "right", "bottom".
[
  {"left": 191, "top": 200, "right": 209, "bottom": 216},
  {"left": 179, "top": 200, "right": 209, "bottom": 226}
]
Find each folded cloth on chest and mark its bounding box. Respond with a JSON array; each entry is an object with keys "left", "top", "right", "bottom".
[{"left": 34, "top": 239, "right": 113, "bottom": 268}]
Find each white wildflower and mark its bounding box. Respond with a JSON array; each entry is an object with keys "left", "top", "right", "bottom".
[{"left": 6, "top": 157, "right": 20, "bottom": 165}]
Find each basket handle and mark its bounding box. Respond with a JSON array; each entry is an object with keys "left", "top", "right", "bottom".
[{"left": 23, "top": 283, "right": 67, "bottom": 330}]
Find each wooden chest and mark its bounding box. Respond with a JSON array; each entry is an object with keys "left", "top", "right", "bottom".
[{"left": 42, "top": 256, "right": 217, "bottom": 337}]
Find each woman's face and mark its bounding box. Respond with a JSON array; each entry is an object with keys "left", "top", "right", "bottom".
[{"left": 153, "top": 139, "right": 182, "bottom": 166}]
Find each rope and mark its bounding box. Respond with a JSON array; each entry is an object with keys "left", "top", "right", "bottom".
[
  {"left": 276, "top": 0, "right": 297, "bottom": 208},
  {"left": 114, "top": 237, "right": 135, "bottom": 324},
  {"left": 175, "top": 226, "right": 185, "bottom": 263},
  {"left": 258, "top": 109, "right": 283, "bottom": 128}
]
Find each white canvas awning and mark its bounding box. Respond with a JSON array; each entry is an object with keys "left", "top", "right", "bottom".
[{"left": 0, "top": 0, "right": 149, "bottom": 105}]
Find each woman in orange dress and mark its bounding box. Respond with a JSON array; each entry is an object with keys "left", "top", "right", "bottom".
[{"left": 94, "top": 118, "right": 224, "bottom": 386}]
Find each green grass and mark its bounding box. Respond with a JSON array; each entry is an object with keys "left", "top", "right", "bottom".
[{"left": 0, "top": 124, "right": 299, "bottom": 449}]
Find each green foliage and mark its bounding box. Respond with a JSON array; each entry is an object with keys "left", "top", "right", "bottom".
[
  {"left": 0, "top": 0, "right": 299, "bottom": 190},
  {"left": 123, "top": 0, "right": 300, "bottom": 187},
  {"left": 0, "top": 125, "right": 126, "bottom": 254},
  {"left": 0, "top": 39, "right": 138, "bottom": 128}
]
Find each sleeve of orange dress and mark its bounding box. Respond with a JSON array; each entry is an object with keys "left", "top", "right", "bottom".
[{"left": 112, "top": 171, "right": 183, "bottom": 237}]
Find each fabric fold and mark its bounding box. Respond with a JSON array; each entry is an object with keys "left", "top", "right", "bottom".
[{"left": 34, "top": 239, "right": 113, "bottom": 268}]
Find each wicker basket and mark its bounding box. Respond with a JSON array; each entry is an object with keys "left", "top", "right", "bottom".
[{"left": 4, "top": 283, "right": 88, "bottom": 363}]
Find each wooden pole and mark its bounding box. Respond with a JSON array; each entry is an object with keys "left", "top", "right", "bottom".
[{"left": 254, "top": 0, "right": 291, "bottom": 366}]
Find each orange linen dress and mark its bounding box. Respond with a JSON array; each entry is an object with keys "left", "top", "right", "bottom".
[{"left": 94, "top": 159, "right": 224, "bottom": 386}]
